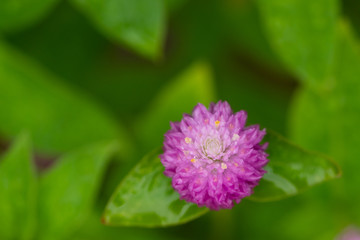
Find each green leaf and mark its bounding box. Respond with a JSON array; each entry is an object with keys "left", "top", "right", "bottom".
[
  {"left": 249, "top": 131, "right": 341, "bottom": 202},
  {"left": 165, "top": 0, "right": 187, "bottom": 13},
  {"left": 37, "top": 141, "right": 118, "bottom": 240},
  {"left": 0, "top": 134, "right": 37, "bottom": 240},
  {"left": 289, "top": 20, "right": 360, "bottom": 164},
  {"left": 221, "top": 0, "right": 283, "bottom": 70},
  {"left": 102, "top": 148, "right": 208, "bottom": 227},
  {"left": 289, "top": 88, "right": 336, "bottom": 157},
  {"left": 0, "top": 0, "right": 59, "bottom": 32},
  {"left": 71, "top": 0, "right": 165, "bottom": 59},
  {"left": 136, "top": 62, "right": 216, "bottom": 153},
  {"left": 0, "top": 40, "right": 130, "bottom": 156},
  {"left": 103, "top": 132, "right": 340, "bottom": 226},
  {"left": 256, "top": 0, "right": 339, "bottom": 86},
  {"left": 289, "top": 21, "right": 360, "bottom": 223}
]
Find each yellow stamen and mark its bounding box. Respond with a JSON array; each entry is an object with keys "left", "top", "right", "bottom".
[
  {"left": 221, "top": 163, "right": 227, "bottom": 169},
  {"left": 215, "top": 120, "right": 220, "bottom": 127},
  {"left": 191, "top": 158, "right": 196, "bottom": 163},
  {"left": 185, "top": 137, "right": 192, "bottom": 143}
]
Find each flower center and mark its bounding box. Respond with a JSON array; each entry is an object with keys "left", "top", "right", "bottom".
[{"left": 203, "top": 137, "right": 223, "bottom": 158}]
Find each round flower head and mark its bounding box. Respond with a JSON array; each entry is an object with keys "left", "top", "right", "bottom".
[{"left": 160, "top": 101, "right": 269, "bottom": 210}]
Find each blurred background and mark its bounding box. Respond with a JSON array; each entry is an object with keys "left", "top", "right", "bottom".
[{"left": 0, "top": 0, "right": 360, "bottom": 239}]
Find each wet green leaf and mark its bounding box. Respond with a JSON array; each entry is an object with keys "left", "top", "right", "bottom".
[
  {"left": 256, "top": 0, "right": 339, "bottom": 86},
  {"left": 0, "top": 40, "right": 129, "bottom": 156},
  {"left": 136, "top": 62, "right": 216, "bottom": 153},
  {"left": 103, "top": 131, "right": 340, "bottom": 226},
  {"left": 37, "top": 141, "right": 118, "bottom": 240},
  {"left": 250, "top": 131, "right": 341, "bottom": 201},
  {"left": 103, "top": 148, "right": 208, "bottom": 227},
  {"left": 0, "top": 134, "right": 37, "bottom": 240},
  {"left": 0, "top": 0, "right": 59, "bottom": 32},
  {"left": 71, "top": 0, "right": 165, "bottom": 59}
]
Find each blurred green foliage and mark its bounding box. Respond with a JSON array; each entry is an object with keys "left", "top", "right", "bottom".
[
  {"left": 0, "top": 0, "right": 59, "bottom": 32},
  {"left": 0, "top": 0, "right": 359, "bottom": 239},
  {"left": 289, "top": 21, "right": 360, "bottom": 237},
  {"left": 257, "top": 0, "right": 339, "bottom": 87},
  {"left": 0, "top": 134, "right": 36, "bottom": 240},
  {"left": 0, "top": 40, "right": 129, "bottom": 156},
  {"left": 70, "top": 0, "right": 165, "bottom": 59},
  {"left": 38, "top": 140, "right": 118, "bottom": 239}
]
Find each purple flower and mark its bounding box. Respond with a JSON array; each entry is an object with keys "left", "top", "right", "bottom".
[
  {"left": 160, "top": 101, "right": 269, "bottom": 210},
  {"left": 336, "top": 226, "right": 360, "bottom": 240}
]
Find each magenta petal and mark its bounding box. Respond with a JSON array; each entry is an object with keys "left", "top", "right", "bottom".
[{"left": 160, "top": 101, "right": 269, "bottom": 210}]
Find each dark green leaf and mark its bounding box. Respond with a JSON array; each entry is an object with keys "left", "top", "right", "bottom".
[
  {"left": 136, "top": 62, "right": 216, "bottom": 153},
  {"left": 221, "top": 0, "right": 283, "bottom": 70},
  {"left": 71, "top": 0, "right": 165, "bottom": 59},
  {"left": 0, "top": 40, "right": 130, "bottom": 156},
  {"left": 165, "top": 0, "right": 188, "bottom": 12},
  {"left": 249, "top": 131, "right": 341, "bottom": 202},
  {"left": 102, "top": 148, "right": 208, "bottom": 227},
  {"left": 0, "top": 0, "right": 59, "bottom": 32},
  {"left": 37, "top": 141, "right": 118, "bottom": 240},
  {"left": 0, "top": 134, "right": 37, "bottom": 240},
  {"left": 256, "top": 0, "right": 339, "bottom": 86}
]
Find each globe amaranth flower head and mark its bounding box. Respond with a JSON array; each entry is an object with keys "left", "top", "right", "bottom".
[{"left": 160, "top": 101, "right": 269, "bottom": 210}]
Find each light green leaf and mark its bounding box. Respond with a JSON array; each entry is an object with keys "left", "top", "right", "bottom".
[
  {"left": 289, "top": 20, "right": 360, "bottom": 163},
  {"left": 102, "top": 148, "right": 208, "bottom": 227},
  {"left": 0, "top": 0, "right": 59, "bottom": 32},
  {"left": 250, "top": 131, "right": 341, "bottom": 201},
  {"left": 0, "top": 40, "right": 129, "bottom": 156},
  {"left": 71, "top": 0, "right": 165, "bottom": 59},
  {"left": 136, "top": 62, "right": 216, "bottom": 153},
  {"left": 37, "top": 141, "right": 118, "bottom": 240},
  {"left": 0, "top": 134, "right": 37, "bottom": 240},
  {"left": 256, "top": 0, "right": 339, "bottom": 86},
  {"left": 289, "top": 21, "right": 360, "bottom": 223},
  {"left": 289, "top": 88, "right": 335, "bottom": 157}
]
